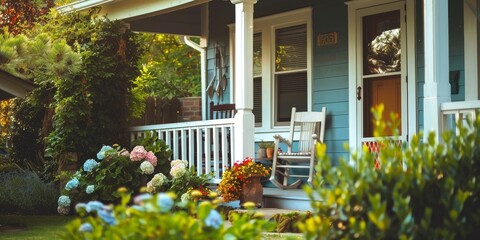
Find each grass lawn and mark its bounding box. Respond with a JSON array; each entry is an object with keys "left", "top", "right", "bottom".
[{"left": 0, "top": 215, "right": 73, "bottom": 240}]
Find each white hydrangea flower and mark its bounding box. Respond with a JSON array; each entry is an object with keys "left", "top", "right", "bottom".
[
  {"left": 170, "top": 159, "right": 188, "bottom": 168},
  {"left": 170, "top": 163, "right": 187, "bottom": 178},
  {"left": 140, "top": 161, "right": 154, "bottom": 174}
]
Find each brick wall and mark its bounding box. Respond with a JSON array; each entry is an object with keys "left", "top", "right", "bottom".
[{"left": 179, "top": 97, "right": 202, "bottom": 122}]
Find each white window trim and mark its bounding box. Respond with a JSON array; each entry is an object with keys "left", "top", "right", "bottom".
[
  {"left": 347, "top": 0, "right": 417, "bottom": 150},
  {"left": 228, "top": 7, "right": 313, "bottom": 139}
]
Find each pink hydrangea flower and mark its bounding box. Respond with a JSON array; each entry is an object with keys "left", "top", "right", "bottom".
[
  {"left": 120, "top": 150, "right": 130, "bottom": 157},
  {"left": 146, "top": 151, "right": 157, "bottom": 166},
  {"left": 130, "top": 146, "right": 147, "bottom": 161}
]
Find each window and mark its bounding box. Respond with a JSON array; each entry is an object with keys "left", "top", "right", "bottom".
[
  {"left": 253, "top": 33, "right": 262, "bottom": 127},
  {"left": 229, "top": 8, "right": 312, "bottom": 130},
  {"left": 274, "top": 24, "right": 308, "bottom": 124}
]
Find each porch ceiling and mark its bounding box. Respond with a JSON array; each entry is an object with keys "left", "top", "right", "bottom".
[
  {"left": 58, "top": 0, "right": 211, "bottom": 36},
  {"left": 127, "top": 5, "right": 203, "bottom": 36}
]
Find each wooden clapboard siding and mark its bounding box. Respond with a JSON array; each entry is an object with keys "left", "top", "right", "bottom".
[{"left": 312, "top": 0, "right": 349, "bottom": 163}]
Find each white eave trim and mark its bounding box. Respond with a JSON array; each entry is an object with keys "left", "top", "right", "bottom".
[
  {"left": 57, "top": 0, "right": 211, "bottom": 21},
  {"left": 57, "top": 0, "right": 116, "bottom": 13}
]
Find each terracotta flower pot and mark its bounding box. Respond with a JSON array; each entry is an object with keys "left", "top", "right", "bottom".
[{"left": 266, "top": 147, "right": 275, "bottom": 159}]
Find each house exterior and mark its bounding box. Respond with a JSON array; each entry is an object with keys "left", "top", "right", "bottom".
[{"left": 59, "top": 0, "right": 480, "bottom": 176}]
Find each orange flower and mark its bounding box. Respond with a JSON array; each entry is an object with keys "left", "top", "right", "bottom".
[{"left": 217, "top": 157, "right": 271, "bottom": 202}]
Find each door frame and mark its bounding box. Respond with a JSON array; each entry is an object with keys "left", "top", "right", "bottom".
[{"left": 347, "top": 0, "right": 417, "bottom": 152}]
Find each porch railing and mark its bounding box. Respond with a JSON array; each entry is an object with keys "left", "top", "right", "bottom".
[
  {"left": 129, "top": 119, "right": 235, "bottom": 183},
  {"left": 441, "top": 100, "right": 480, "bottom": 134}
]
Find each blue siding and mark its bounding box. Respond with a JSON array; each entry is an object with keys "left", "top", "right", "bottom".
[
  {"left": 207, "top": 0, "right": 466, "bottom": 165},
  {"left": 312, "top": 0, "right": 349, "bottom": 163}
]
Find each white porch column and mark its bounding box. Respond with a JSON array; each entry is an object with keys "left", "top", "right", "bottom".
[
  {"left": 231, "top": 0, "right": 257, "bottom": 161},
  {"left": 423, "top": 0, "right": 451, "bottom": 139},
  {"left": 464, "top": 0, "right": 479, "bottom": 100}
]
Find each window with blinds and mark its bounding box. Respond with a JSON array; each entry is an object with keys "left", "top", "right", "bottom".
[
  {"left": 253, "top": 33, "right": 262, "bottom": 126},
  {"left": 275, "top": 24, "right": 307, "bottom": 72},
  {"left": 274, "top": 24, "right": 307, "bottom": 124},
  {"left": 253, "top": 77, "right": 262, "bottom": 126},
  {"left": 276, "top": 72, "right": 307, "bottom": 122}
]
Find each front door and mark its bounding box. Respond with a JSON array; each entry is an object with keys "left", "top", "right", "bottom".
[{"left": 356, "top": 2, "right": 407, "bottom": 145}]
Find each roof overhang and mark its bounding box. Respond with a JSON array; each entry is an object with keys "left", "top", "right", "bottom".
[
  {"left": 0, "top": 70, "right": 34, "bottom": 100},
  {"left": 57, "top": 0, "right": 211, "bottom": 21},
  {"left": 57, "top": 0, "right": 211, "bottom": 36}
]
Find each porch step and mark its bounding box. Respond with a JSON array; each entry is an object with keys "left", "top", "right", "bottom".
[{"left": 262, "top": 187, "right": 314, "bottom": 211}]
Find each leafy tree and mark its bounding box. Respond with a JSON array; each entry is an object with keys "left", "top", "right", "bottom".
[
  {"left": 0, "top": 32, "right": 81, "bottom": 173},
  {"left": 31, "top": 9, "right": 143, "bottom": 162},
  {"left": 0, "top": 0, "right": 54, "bottom": 35},
  {"left": 133, "top": 34, "right": 200, "bottom": 101}
]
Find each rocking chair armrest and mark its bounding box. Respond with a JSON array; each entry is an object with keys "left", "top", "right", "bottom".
[
  {"left": 312, "top": 134, "right": 322, "bottom": 143},
  {"left": 273, "top": 135, "right": 291, "bottom": 147}
]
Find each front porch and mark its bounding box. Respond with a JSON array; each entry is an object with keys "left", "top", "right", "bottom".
[{"left": 128, "top": 99, "right": 480, "bottom": 207}]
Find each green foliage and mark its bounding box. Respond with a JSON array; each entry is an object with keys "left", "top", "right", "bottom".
[
  {"left": 131, "top": 34, "right": 200, "bottom": 117},
  {"left": 3, "top": 9, "right": 143, "bottom": 180},
  {"left": 61, "top": 190, "right": 274, "bottom": 239},
  {"left": 0, "top": 32, "right": 81, "bottom": 176},
  {"left": 32, "top": 9, "right": 143, "bottom": 159},
  {"left": 0, "top": 171, "right": 59, "bottom": 214},
  {"left": 300, "top": 107, "right": 480, "bottom": 239}
]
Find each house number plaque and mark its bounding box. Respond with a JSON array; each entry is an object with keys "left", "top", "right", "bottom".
[{"left": 317, "top": 32, "right": 338, "bottom": 46}]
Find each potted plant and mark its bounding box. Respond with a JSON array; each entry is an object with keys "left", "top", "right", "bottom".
[
  {"left": 257, "top": 141, "right": 269, "bottom": 158},
  {"left": 217, "top": 157, "right": 270, "bottom": 207},
  {"left": 264, "top": 142, "right": 275, "bottom": 159}
]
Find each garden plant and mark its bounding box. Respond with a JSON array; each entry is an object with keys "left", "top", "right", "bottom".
[
  {"left": 61, "top": 188, "right": 275, "bottom": 239},
  {"left": 300, "top": 106, "right": 480, "bottom": 239}
]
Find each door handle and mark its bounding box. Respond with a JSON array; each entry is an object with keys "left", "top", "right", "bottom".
[{"left": 356, "top": 86, "right": 362, "bottom": 100}]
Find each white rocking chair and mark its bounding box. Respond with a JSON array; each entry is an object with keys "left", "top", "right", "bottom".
[{"left": 270, "top": 107, "right": 326, "bottom": 189}]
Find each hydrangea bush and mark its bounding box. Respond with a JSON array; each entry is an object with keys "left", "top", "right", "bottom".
[
  {"left": 58, "top": 134, "right": 211, "bottom": 214},
  {"left": 61, "top": 188, "right": 275, "bottom": 239}
]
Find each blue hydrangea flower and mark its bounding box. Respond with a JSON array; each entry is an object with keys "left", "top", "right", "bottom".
[
  {"left": 133, "top": 193, "right": 152, "bottom": 205},
  {"left": 65, "top": 178, "right": 79, "bottom": 191},
  {"left": 86, "top": 201, "right": 104, "bottom": 213},
  {"left": 97, "top": 145, "right": 113, "bottom": 160},
  {"left": 204, "top": 209, "right": 223, "bottom": 229},
  {"left": 75, "top": 203, "right": 87, "bottom": 212},
  {"left": 79, "top": 223, "right": 93, "bottom": 232},
  {"left": 86, "top": 185, "right": 95, "bottom": 194},
  {"left": 156, "top": 193, "right": 174, "bottom": 213},
  {"left": 58, "top": 195, "right": 71, "bottom": 207},
  {"left": 98, "top": 210, "right": 116, "bottom": 225},
  {"left": 83, "top": 159, "right": 99, "bottom": 172}
]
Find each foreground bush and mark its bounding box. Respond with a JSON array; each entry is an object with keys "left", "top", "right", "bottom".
[
  {"left": 61, "top": 189, "right": 275, "bottom": 239},
  {"left": 301, "top": 109, "right": 480, "bottom": 239},
  {"left": 0, "top": 171, "right": 58, "bottom": 214}
]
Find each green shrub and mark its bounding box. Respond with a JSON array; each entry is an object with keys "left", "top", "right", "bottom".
[
  {"left": 61, "top": 190, "right": 275, "bottom": 239},
  {"left": 0, "top": 171, "right": 59, "bottom": 214},
  {"left": 300, "top": 108, "right": 480, "bottom": 239}
]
